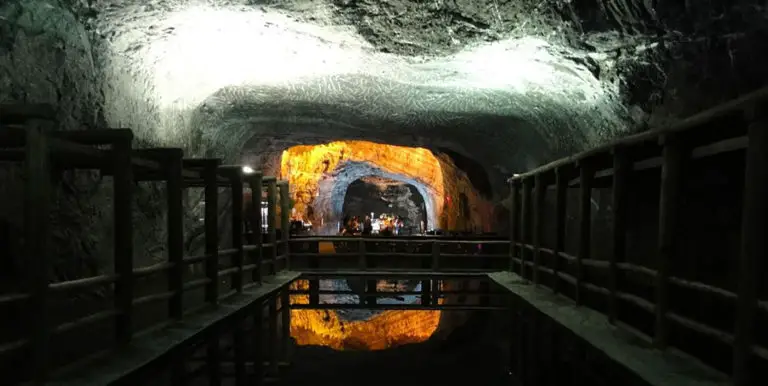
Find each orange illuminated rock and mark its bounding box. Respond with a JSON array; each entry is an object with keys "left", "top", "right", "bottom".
[
  {"left": 280, "top": 140, "right": 445, "bottom": 226},
  {"left": 278, "top": 141, "right": 497, "bottom": 350},
  {"left": 279, "top": 140, "right": 493, "bottom": 232}
]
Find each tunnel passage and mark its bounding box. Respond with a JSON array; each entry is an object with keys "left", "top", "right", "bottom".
[{"left": 276, "top": 140, "right": 495, "bottom": 234}]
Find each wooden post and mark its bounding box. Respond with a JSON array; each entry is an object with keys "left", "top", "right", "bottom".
[
  {"left": 576, "top": 160, "right": 594, "bottom": 306},
  {"left": 421, "top": 280, "right": 431, "bottom": 305},
  {"left": 268, "top": 295, "right": 279, "bottom": 376},
  {"left": 204, "top": 160, "right": 221, "bottom": 304},
  {"left": 231, "top": 169, "right": 245, "bottom": 292},
  {"left": 509, "top": 180, "right": 519, "bottom": 272},
  {"left": 170, "top": 348, "right": 187, "bottom": 386},
  {"left": 207, "top": 324, "right": 222, "bottom": 386},
  {"left": 553, "top": 167, "right": 567, "bottom": 294},
  {"left": 734, "top": 108, "right": 767, "bottom": 386},
  {"left": 532, "top": 174, "right": 545, "bottom": 285},
  {"left": 251, "top": 304, "right": 264, "bottom": 386},
  {"left": 655, "top": 134, "right": 684, "bottom": 348},
  {"left": 167, "top": 149, "right": 184, "bottom": 319},
  {"left": 609, "top": 147, "right": 630, "bottom": 323},
  {"left": 234, "top": 317, "right": 247, "bottom": 386},
  {"left": 267, "top": 180, "right": 278, "bottom": 275},
  {"left": 309, "top": 279, "right": 319, "bottom": 306},
  {"left": 247, "top": 173, "right": 263, "bottom": 284},
  {"left": 279, "top": 181, "right": 291, "bottom": 271},
  {"left": 25, "top": 120, "right": 51, "bottom": 381},
  {"left": 520, "top": 178, "right": 532, "bottom": 279},
  {"left": 431, "top": 240, "right": 440, "bottom": 270},
  {"left": 365, "top": 279, "right": 377, "bottom": 306},
  {"left": 113, "top": 132, "right": 135, "bottom": 346},
  {"left": 358, "top": 239, "right": 366, "bottom": 270},
  {"left": 281, "top": 287, "right": 291, "bottom": 362},
  {"left": 479, "top": 280, "right": 491, "bottom": 306}
]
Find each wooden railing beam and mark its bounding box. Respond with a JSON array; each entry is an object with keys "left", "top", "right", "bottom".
[
  {"left": 509, "top": 180, "right": 519, "bottom": 272},
  {"left": 733, "top": 106, "right": 768, "bottom": 386},
  {"left": 532, "top": 173, "right": 546, "bottom": 285},
  {"left": 204, "top": 159, "right": 222, "bottom": 305},
  {"left": 553, "top": 167, "right": 568, "bottom": 295},
  {"left": 113, "top": 132, "right": 135, "bottom": 346},
  {"left": 576, "top": 160, "right": 595, "bottom": 306},
  {"left": 654, "top": 133, "right": 685, "bottom": 348},
  {"left": 246, "top": 173, "right": 263, "bottom": 284},
  {"left": 25, "top": 119, "right": 52, "bottom": 382},
  {"left": 520, "top": 178, "right": 532, "bottom": 280},
  {"left": 231, "top": 171, "right": 245, "bottom": 293},
  {"left": 166, "top": 149, "right": 185, "bottom": 319},
  {"left": 609, "top": 146, "right": 630, "bottom": 324}
]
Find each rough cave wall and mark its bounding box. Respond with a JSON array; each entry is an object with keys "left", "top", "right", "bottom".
[
  {"left": 276, "top": 141, "right": 495, "bottom": 233},
  {"left": 2, "top": 0, "right": 767, "bottom": 279},
  {"left": 437, "top": 153, "right": 495, "bottom": 232}
]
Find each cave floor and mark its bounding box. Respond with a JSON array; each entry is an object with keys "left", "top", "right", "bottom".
[{"left": 276, "top": 337, "right": 517, "bottom": 386}]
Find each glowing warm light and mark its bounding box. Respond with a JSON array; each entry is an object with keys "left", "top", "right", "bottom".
[
  {"left": 242, "top": 165, "right": 255, "bottom": 174},
  {"left": 280, "top": 140, "right": 445, "bottom": 228},
  {"left": 289, "top": 280, "right": 441, "bottom": 350}
]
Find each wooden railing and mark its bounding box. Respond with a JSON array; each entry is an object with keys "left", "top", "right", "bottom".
[
  {"left": 508, "top": 86, "right": 768, "bottom": 385},
  {"left": 0, "top": 104, "right": 293, "bottom": 384},
  {"left": 289, "top": 235, "right": 511, "bottom": 272}
]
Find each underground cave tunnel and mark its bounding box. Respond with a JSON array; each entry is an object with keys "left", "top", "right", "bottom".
[
  {"left": 342, "top": 177, "right": 427, "bottom": 234},
  {"left": 276, "top": 140, "right": 495, "bottom": 235},
  {"left": 2, "top": 0, "right": 768, "bottom": 385}
]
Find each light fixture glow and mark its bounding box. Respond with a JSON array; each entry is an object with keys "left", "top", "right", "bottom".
[{"left": 242, "top": 166, "right": 255, "bottom": 174}]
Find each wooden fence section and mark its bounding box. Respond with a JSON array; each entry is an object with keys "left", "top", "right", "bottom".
[
  {"left": 289, "top": 235, "right": 510, "bottom": 272},
  {"left": 0, "top": 104, "right": 294, "bottom": 384},
  {"left": 508, "top": 87, "right": 768, "bottom": 385},
  {"left": 290, "top": 235, "right": 509, "bottom": 311},
  {"left": 290, "top": 272, "right": 501, "bottom": 311},
  {"left": 55, "top": 272, "right": 299, "bottom": 386}
]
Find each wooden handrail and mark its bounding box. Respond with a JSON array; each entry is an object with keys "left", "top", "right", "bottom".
[
  {"left": 508, "top": 85, "right": 768, "bottom": 182},
  {"left": 0, "top": 107, "right": 299, "bottom": 383},
  {"left": 507, "top": 88, "right": 768, "bottom": 383}
]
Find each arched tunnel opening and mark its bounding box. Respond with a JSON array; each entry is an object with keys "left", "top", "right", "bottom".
[
  {"left": 2, "top": 0, "right": 767, "bottom": 384},
  {"left": 342, "top": 177, "right": 428, "bottom": 234},
  {"left": 275, "top": 140, "right": 495, "bottom": 235}
]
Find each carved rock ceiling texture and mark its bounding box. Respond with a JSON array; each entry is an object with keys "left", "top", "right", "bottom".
[{"left": 3, "top": 0, "right": 766, "bottom": 182}]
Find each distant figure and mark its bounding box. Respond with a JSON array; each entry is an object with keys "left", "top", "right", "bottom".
[{"left": 362, "top": 215, "right": 373, "bottom": 235}]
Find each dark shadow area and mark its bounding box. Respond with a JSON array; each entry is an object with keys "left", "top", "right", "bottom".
[{"left": 438, "top": 147, "right": 494, "bottom": 199}]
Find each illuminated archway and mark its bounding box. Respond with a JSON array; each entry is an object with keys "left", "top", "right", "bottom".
[
  {"left": 280, "top": 140, "right": 445, "bottom": 233},
  {"left": 342, "top": 177, "right": 428, "bottom": 232}
]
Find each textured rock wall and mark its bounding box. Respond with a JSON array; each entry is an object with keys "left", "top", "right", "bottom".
[
  {"left": 0, "top": 0, "right": 107, "bottom": 285},
  {"left": 0, "top": 0, "right": 175, "bottom": 284}
]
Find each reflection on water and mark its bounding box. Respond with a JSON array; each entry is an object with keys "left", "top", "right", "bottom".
[{"left": 289, "top": 279, "right": 440, "bottom": 350}]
